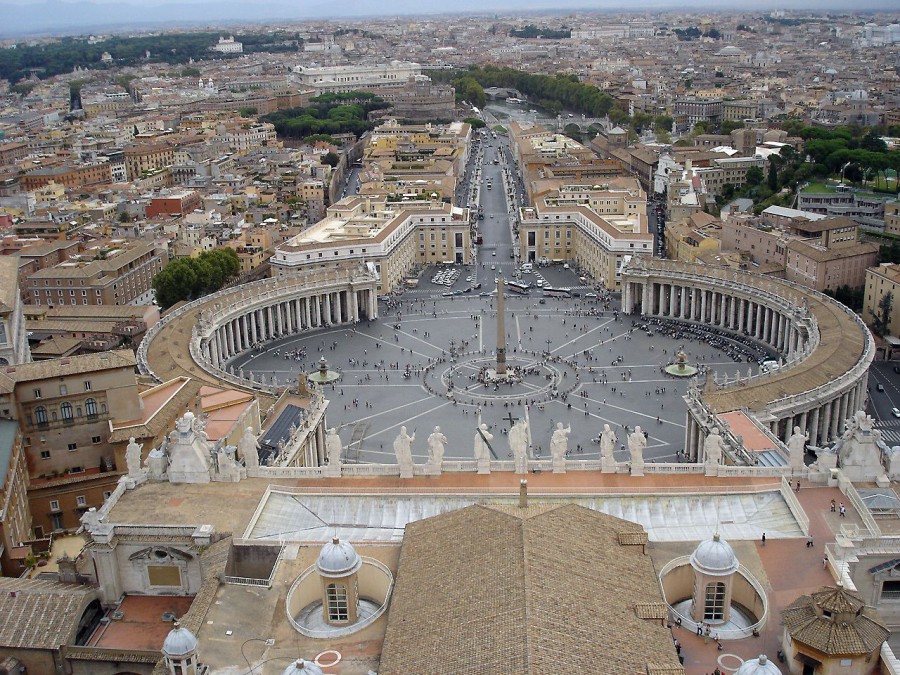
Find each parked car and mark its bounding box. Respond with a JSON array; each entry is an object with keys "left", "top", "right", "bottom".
[{"left": 877, "top": 383, "right": 885, "bottom": 392}]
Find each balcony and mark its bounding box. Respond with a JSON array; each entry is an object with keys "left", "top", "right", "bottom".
[{"left": 32, "top": 413, "right": 108, "bottom": 431}]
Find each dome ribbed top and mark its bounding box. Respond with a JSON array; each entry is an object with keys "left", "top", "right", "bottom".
[{"left": 690, "top": 532, "right": 740, "bottom": 576}]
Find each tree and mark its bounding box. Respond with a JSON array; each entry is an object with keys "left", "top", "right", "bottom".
[
  {"left": 151, "top": 248, "right": 240, "bottom": 309},
  {"left": 768, "top": 157, "right": 779, "bottom": 191},
  {"left": 464, "top": 117, "right": 486, "bottom": 129},
  {"left": 874, "top": 291, "right": 894, "bottom": 337},
  {"left": 721, "top": 119, "right": 744, "bottom": 135},
  {"left": 321, "top": 151, "right": 339, "bottom": 167},
  {"left": 746, "top": 166, "right": 764, "bottom": 187}
]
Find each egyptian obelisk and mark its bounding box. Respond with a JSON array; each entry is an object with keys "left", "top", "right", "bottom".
[{"left": 496, "top": 276, "right": 507, "bottom": 375}]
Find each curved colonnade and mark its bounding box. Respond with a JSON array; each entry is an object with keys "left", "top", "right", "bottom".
[
  {"left": 138, "top": 267, "right": 379, "bottom": 394},
  {"left": 621, "top": 258, "right": 874, "bottom": 460}
]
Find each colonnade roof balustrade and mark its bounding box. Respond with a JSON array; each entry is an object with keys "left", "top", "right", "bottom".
[
  {"left": 625, "top": 258, "right": 873, "bottom": 416},
  {"left": 139, "top": 267, "right": 377, "bottom": 391}
]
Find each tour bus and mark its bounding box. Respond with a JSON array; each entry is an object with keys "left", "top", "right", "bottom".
[
  {"left": 542, "top": 287, "right": 572, "bottom": 298},
  {"left": 507, "top": 281, "right": 530, "bottom": 295}
]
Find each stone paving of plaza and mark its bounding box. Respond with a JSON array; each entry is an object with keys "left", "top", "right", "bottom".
[{"left": 228, "top": 273, "right": 774, "bottom": 465}]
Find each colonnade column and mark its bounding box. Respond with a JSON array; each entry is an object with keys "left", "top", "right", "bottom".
[{"left": 809, "top": 407, "right": 820, "bottom": 447}]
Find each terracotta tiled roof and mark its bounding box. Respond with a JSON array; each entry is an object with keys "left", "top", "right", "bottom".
[
  {"left": 379, "top": 503, "right": 682, "bottom": 675},
  {"left": 782, "top": 585, "right": 889, "bottom": 656},
  {"left": 0, "top": 577, "right": 97, "bottom": 650}
]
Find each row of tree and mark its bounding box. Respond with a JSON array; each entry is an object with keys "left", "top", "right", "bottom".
[
  {"left": 152, "top": 249, "right": 240, "bottom": 310},
  {"left": 429, "top": 66, "right": 616, "bottom": 119},
  {"left": 262, "top": 95, "right": 390, "bottom": 141},
  {"left": 0, "top": 32, "right": 304, "bottom": 83}
]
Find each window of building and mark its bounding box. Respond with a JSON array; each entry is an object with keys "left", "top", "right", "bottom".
[
  {"left": 84, "top": 381, "right": 92, "bottom": 391},
  {"left": 51, "top": 513, "right": 63, "bottom": 530},
  {"left": 40, "top": 450, "right": 50, "bottom": 459},
  {"left": 49, "top": 500, "right": 60, "bottom": 511},
  {"left": 33, "top": 388, "right": 42, "bottom": 399},
  {"left": 704, "top": 582, "right": 726, "bottom": 621},
  {"left": 880, "top": 580, "right": 900, "bottom": 600},
  {"left": 35, "top": 406, "right": 48, "bottom": 426},
  {"left": 92, "top": 435, "right": 101, "bottom": 444},
  {"left": 326, "top": 583, "right": 349, "bottom": 623},
  {"left": 68, "top": 442, "right": 77, "bottom": 451},
  {"left": 59, "top": 384, "right": 67, "bottom": 396},
  {"left": 76, "top": 495, "right": 86, "bottom": 507},
  {"left": 61, "top": 402, "right": 73, "bottom": 422},
  {"left": 85, "top": 398, "right": 97, "bottom": 418}
]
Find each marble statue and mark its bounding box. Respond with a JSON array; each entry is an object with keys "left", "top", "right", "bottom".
[
  {"left": 704, "top": 428, "right": 725, "bottom": 466},
  {"left": 600, "top": 424, "right": 616, "bottom": 462},
  {"left": 215, "top": 445, "right": 242, "bottom": 482},
  {"left": 393, "top": 426, "right": 415, "bottom": 477},
  {"left": 427, "top": 426, "right": 447, "bottom": 472},
  {"left": 550, "top": 422, "right": 571, "bottom": 462},
  {"left": 238, "top": 427, "right": 260, "bottom": 469},
  {"left": 509, "top": 418, "right": 529, "bottom": 474},
  {"left": 628, "top": 427, "right": 646, "bottom": 472},
  {"left": 474, "top": 423, "right": 493, "bottom": 462},
  {"left": 125, "top": 437, "right": 143, "bottom": 478},
  {"left": 166, "top": 411, "right": 212, "bottom": 484},
  {"left": 326, "top": 428, "right": 342, "bottom": 466},
  {"left": 80, "top": 507, "right": 103, "bottom": 533},
  {"left": 787, "top": 426, "right": 808, "bottom": 470}
]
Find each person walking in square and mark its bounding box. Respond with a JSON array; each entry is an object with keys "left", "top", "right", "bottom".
[{"left": 761, "top": 532, "right": 766, "bottom": 546}]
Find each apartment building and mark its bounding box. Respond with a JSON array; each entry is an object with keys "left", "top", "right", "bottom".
[
  {"left": 124, "top": 143, "right": 174, "bottom": 181},
  {"left": 665, "top": 212, "right": 723, "bottom": 263},
  {"left": 4, "top": 350, "right": 140, "bottom": 535},
  {"left": 864, "top": 264, "right": 900, "bottom": 337},
  {"left": 272, "top": 196, "right": 472, "bottom": 293},
  {"left": 146, "top": 190, "right": 202, "bottom": 218},
  {"left": 292, "top": 61, "right": 422, "bottom": 94},
  {"left": 674, "top": 98, "right": 723, "bottom": 127},
  {"left": 517, "top": 181, "right": 651, "bottom": 289},
  {"left": 885, "top": 200, "right": 900, "bottom": 237},
  {"left": 25, "top": 240, "right": 168, "bottom": 308},
  {"left": 19, "top": 162, "right": 112, "bottom": 191},
  {"left": 721, "top": 214, "right": 878, "bottom": 291},
  {"left": 798, "top": 184, "right": 890, "bottom": 229},
  {"left": 0, "top": 420, "right": 31, "bottom": 577}
]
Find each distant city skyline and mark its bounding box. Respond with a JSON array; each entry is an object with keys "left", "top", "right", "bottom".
[{"left": 0, "top": 0, "right": 897, "bottom": 40}]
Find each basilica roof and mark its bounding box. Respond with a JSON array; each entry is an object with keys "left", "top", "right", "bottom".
[{"left": 379, "top": 503, "right": 683, "bottom": 674}]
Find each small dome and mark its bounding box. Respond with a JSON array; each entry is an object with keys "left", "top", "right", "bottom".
[
  {"left": 735, "top": 654, "right": 782, "bottom": 674},
  {"left": 162, "top": 623, "right": 198, "bottom": 657},
  {"left": 316, "top": 537, "right": 362, "bottom": 578},
  {"left": 282, "top": 658, "right": 324, "bottom": 675},
  {"left": 690, "top": 533, "right": 740, "bottom": 576}
]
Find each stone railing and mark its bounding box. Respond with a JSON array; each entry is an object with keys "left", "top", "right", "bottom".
[
  {"left": 627, "top": 258, "right": 874, "bottom": 419},
  {"left": 658, "top": 555, "right": 768, "bottom": 641},
  {"left": 138, "top": 267, "right": 376, "bottom": 383},
  {"left": 286, "top": 556, "right": 394, "bottom": 638},
  {"left": 223, "top": 544, "right": 284, "bottom": 589},
  {"left": 63, "top": 645, "right": 161, "bottom": 664},
  {"left": 780, "top": 476, "right": 810, "bottom": 536},
  {"left": 837, "top": 470, "right": 882, "bottom": 537}
]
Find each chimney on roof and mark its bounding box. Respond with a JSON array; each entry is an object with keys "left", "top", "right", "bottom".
[{"left": 519, "top": 479, "right": 528, "bottom": 509}]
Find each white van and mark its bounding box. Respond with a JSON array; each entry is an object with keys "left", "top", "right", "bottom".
[{"left": 521, "top": 263, "right": 533, "bottom": 273}]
